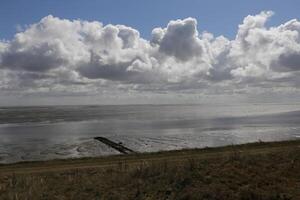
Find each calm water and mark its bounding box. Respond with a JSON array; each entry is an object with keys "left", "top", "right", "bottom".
[{"left": 0, "top": 104, "right": 300, "bottom": 163}]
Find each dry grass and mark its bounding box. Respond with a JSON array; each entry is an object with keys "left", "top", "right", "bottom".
[{"left": 0, "top": 140, "right": 300, "bottom": 200}]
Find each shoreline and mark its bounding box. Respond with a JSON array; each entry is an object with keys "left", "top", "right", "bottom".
[{"left": 1, "top": 139, "right": 299, "bottom": 172}]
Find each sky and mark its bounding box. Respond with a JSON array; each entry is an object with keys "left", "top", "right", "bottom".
[
  {"left": 0, "top": 0, "right": 300, "bottom": 105},
  {"left": 1, "top": 0, "right": 300, "bottom": 40}
]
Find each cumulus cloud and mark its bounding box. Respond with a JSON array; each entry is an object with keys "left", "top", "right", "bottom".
[
  {"left": 151, "top": 18, "right": 202, "bottom": 61},
  {"left": 0, "top": 16, "right": 85, "bottom": 72},
  {"left": 228, "top": 11, "right": 300, "bottom": 85},
  {"left": 0, "top": 11, "right": 300, "bottom": 97}
]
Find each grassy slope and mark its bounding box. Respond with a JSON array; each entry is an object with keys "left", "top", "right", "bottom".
[{"left": 0, "top": 140, "right": 300, "bottom": 200}]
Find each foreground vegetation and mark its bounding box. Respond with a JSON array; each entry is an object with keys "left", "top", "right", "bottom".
[{"left": 0, "top": 140, "right": 300, "bottom": 200}]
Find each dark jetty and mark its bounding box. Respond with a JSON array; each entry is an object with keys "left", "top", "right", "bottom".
[{"left": 94, "top": 137, "right": 136, "bottom": 154}]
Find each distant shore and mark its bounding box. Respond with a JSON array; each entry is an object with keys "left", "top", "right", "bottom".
[{"left": 1, "top": 139, "right": 300, "bottom": 199}]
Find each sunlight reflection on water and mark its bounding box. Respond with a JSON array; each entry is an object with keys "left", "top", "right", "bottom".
[{"left": 0, "top": 104, "right": 300, "bottom": 163}]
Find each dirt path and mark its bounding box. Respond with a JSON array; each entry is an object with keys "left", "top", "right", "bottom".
[{"left": 1, "top": 140, "right": 299, "bottom": 175}]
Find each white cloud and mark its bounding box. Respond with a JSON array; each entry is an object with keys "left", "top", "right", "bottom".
[
  {"left": 151, "top": 18, "right": 203, "bottom": 61},
  {"left": 0, "top": 11, "right": 300, "bottom": 98},
  {"left": 228, "top": 11, "right": 300, "bottom": 87}
]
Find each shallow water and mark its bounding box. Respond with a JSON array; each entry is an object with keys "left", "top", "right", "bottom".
[{"left": 0, "top": 104, "right": 300, "bottom": 163}]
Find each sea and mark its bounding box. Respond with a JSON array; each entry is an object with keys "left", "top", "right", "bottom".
[{"left": 0, "top": 103, "right": 300, "bottom": 163}]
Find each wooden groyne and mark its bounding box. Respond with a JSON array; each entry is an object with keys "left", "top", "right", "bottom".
[{"left": 94, "top": 137, "right": 136, "bottom": 154}]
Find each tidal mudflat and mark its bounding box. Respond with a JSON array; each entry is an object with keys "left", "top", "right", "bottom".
[{"left": 1, "top": 103, "right": 300, "bottom": 163}]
